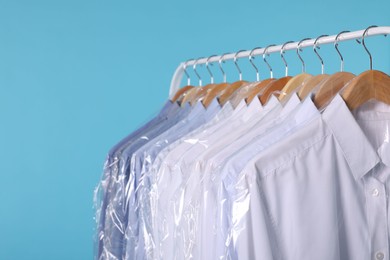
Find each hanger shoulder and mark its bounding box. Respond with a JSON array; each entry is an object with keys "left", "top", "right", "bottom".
[
  {"left": 244, "top": 79, "right": 276, "bottom": 104},
  {"left": 171, "top": 85, "right": 194, "bottom": 102},
  {"left": 298, "top": 74, "right": 329, "bottom": 100},
  {"left": 313, "top": 72, "right": 355, "bottom": 109},
  {"left": 279, "top": 73, "right": 312, "bottom": 101},
  {"left": 341, "top": 70, "right": 390, "bottom": 110},
  {"left": 260, "top": 76, "right": 292, "bottom": 105},
  {"left": 181, "top": 87, "right": 200, "bottom": 106},
  {"left": 202, "top": 82, "right": 230, "bottom": 107},
  {"left": 182, "top": 84, "right": 216, "bottom": 106},
  {"left": 192, "top": 83, "right": 217, "bottom": 105},
  {"left": 218, "top": 80, "right": 248, "bottom": 105}
]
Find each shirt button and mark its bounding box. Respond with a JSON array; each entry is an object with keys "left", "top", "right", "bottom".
[
  {"left": 376, "top": 252, "right": 384, "bottom": 260},
  {"left": 372, "top": 188, "right": 380, "bottom": 197}
]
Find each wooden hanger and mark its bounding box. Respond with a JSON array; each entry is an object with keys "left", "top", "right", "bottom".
[
  {"left": 259, "top": 76, "right": 292, "bottom": 104},
  {"left": 314, "top": 26, "right": 389, "bottom": 110},
  {"left": 216, "top": 50, "right": 250, "bottom": 105},
  {"left": 298, "top": 74, "right": 329, "bottom": 100},
  {"left": 243, "top": 79, "right": 276, "bottom": 104},
  {"left": 255, "top": 44, "right": 290, "bottom": 105},
  {"left": 202, "top": 82, "right": 230, "bottom": 107},
  {"left": 264, "top": 39, "right": 312, "bottom": 103},
  {"left": 188, "top": 55, "right": 224, "bottom": 107},
  {"left": 180, "top": 57, "right": 211, "bottom": 106},
  {"left": 313, "top": 71, "right": 355, "bottom": 109},
  {"left": 171, "top": 85, "right": 194, "bottom": 102},
  {"left": 217, "top": 80, "right": 248, "bottom": 105},
  {"left": 279, "top": 73, "right": 312, "bottom": 101},
  {"left": 293, "top": 33, "right": 357, "bottom": 108},
  {"left": 237, "top": 47, "right": 276, "bottom": 104},
  {"left": 341, "top": 70, "right": 390, "bottom": 110},
  {"left": 180, "top": 87, "right": 201, "bottom": 106},
  {"left": 341, "top": 26, "right": 390, "bottom": 110},
  {"left": 291, "top": 35, "right": 331, "bottom": 101},
  {"left": 174, "top": 59, "right": 197, "bottom": 104},
  {"left": 197, "top": 53, "right": 234, "bottom": 107}
]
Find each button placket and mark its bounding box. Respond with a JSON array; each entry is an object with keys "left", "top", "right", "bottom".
[{"left": 365, "top": 176, "right": 389, "bottom": 260}]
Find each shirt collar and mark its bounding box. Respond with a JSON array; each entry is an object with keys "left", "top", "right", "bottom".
[
  {"left": 265, "top": 95, "right": 280, "bottom": 109},
  {"left": 186, "top": 100, "right": 206, "bottom": 121},
  {"left": 280, "top": 92, "right": 301, "bottom": 117},
  {"left": 217, "top": 100, "right": 234, "bottom": 118},
  {"left": 322, "top": 94, "right": 380, "bottom": 180},
  {"left": 157, "top": 100, "right": 172, "bottom": 117},
  {"left": 352, "top": 99, "right": 390, "bottom": 168},
  {"left": 204, "top": 97, "right": 221, "bottom": 121},
  {"left": 165, "top": 100, "right": 181, "bottom": 118},
  {"left": 242, "top": 96, "right": 263, "bottom": 121},
  {"left": 377, "top": 142, "right": 390, "bottom": 167},
  {"left": 235, "top": 98, "right": 246, "bottom": 110}
]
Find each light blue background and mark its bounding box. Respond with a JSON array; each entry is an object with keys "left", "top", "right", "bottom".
[{"left": 0, "top": 0, "right": 389, "bottom": 259}]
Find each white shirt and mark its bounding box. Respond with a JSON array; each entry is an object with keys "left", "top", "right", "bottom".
[
  {"left": 134, "top": 100, "right": 232, "bottom": 260},
  {"left": 203, "top": 94, "right": 319, "bottom": 259},
  {"left": 150, "top": 99, "right": 259, "bottom": 260},
  {"left": 165, "top": 95, "right": 286, "bottom": 259},
  {"left": 232, "top": 94, "right": 390, "bottom": 260}
]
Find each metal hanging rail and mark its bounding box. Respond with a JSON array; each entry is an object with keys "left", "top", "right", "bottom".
[{"left": 169, "top": 26, "right": 390, "bottom": 98}]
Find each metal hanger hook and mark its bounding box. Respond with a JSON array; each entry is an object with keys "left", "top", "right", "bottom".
[
  {"left": 182, "top": 59, "right": 193, "bottom": 86},
  {"left": 249, "top": 47, "right": 262, "bottom": 81},
  {"left": 234, "top": 50, "right": 246, "bottom": 81},
  {"left": 280, "top": 41, "right": 294, "bottom": 76},
  {"left": 361, "top": 25, "right": 378, "bottom": 70},
  {"left": 206, "top": 55, "right": 217, "bottom": 84},
  {"left": 313, "top": 35, "right": 329, "bottom": 74},
  {"left": 296, "top": 38, "right": 311, "bottom": 73},
  {"left": 193, "top": 57, "right": 204, "bottom": 86},
  {"left": 334, "top": 30, "right": 350, "bottom": 72},
  {"left": 263, "top": 44, "right": 276, "bottom": 78},
  {"left": 218, "top": 53, "right": 230, "bottom": 83}
]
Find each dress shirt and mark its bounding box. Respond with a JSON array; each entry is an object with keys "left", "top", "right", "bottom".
[
  {"left": 215, "top": 95, "right": 319, "bottom": 259},
  {"left": 179, "top": 96, "right": 282, "bottom": 260},
  {"left": 96, "top": 100, "right": 180, "bottom": 259},
  {"left": 231, "top": 94, "right": 390, "bottom": 260},
  {"left": 192, "top": 93, "right": 309, "bottom": 259},
  {"left": 135, "top": 101, "right": 234, "bottom": 259},
  {"left": 101, "top": 102, "right": 192, "bottom": 260},
  {"left": 123, "top": 99, "right": 221, "bottom": 260},
  {"left": 152, "top": 96, "right": 277, "bottom": 260}
]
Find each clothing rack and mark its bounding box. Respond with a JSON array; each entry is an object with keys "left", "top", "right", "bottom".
[{"left": 169, "top": 26, "right": 390, "bottom": 98}]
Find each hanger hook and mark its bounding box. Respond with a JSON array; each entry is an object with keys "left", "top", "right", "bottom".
[
  {"left": 234, "top": 50, "right": 246, "bottom": 81},
  {"left": 206, "top": 55, "right": 217, "bottom": 84},
  {"left": 296, "top": 38, "right": 311, "bottom": 73},
  {"left": 361, "top": 25, "right": 378, "bottom": 70},
  {"left": 218, "top": 53, "right": 230, "bottom": 83},
  {"left": 280, "top": 41, "right": 294, "bottom": 77},
  {"left": 313, "top": 35, "right": 329, "bottom": 74},
  {"left": 249, "top": 47, "right": 262, "bottom": 81},
  {"left": 263, "top": 44, "right": 276, "bottom": 78},
  {"left": 182, "top": 59, "right": 193, "bottom": 86},
  {"left": 193, "top": 57, "right": 204, "bottom": 86},
  {"left": 334, "top": 30, "right": 350, "bottom": 72}
]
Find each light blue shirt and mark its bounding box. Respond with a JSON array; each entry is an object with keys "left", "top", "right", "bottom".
[
  {"left": 96, "top": 100, "right": 178, "bottom": 258},
  {"left": 98, "top": 101, "right": 191, "bottom": 260}
]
